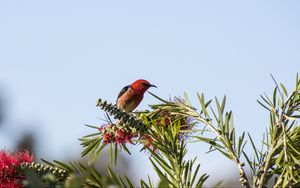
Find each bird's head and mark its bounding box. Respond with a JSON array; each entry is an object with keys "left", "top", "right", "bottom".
[{"left": 131, "top": 79, "right": 156, "bottom": 93}]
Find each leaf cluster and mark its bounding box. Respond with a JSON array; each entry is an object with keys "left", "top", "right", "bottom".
[
  {"left": 20, "top": 74, "right": 300, "bottom": 188},
  {"left": 246, "top": 74, "right": 300, "bottom": 188}
]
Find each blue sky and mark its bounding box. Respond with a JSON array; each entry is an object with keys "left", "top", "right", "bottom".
[{"left": 0, "top": 0, "right": 299, "bottom": 185}]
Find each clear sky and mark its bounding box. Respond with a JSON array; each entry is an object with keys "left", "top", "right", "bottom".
[{"left": 0, "top": 0, "right": 299, "bottom": 185}]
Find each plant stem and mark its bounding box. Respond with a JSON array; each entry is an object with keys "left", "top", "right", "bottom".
[
  {"left": 256, "top": 140, "right": 280, "bottom": 188},
  {"left": 257, "top": 151, "right": 273, "bottom": 188},
  {"left": 190, "top": 109, "right": 250, "bottom": 188}
]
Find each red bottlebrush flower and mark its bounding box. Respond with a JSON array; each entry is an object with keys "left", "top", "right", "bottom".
[
  {"left": 155, "top": 111, "right": 171, "bottom": 127},
  {"left": 0, "top": 149, "right": 34, "bottom": 188},
  {"left": 125, "top": 134, "right": 133, "bottom": 143},
  {"left": 103, "top": 132, "right": 112, "bottom": 144},
  {"left": 99, "top": 123, "right": 137, "bottom": 146},
  {"left": 15, "top": 150, "right": 33, "bottom": 164},
  {"left": 117, "top": 129, "right": 125, "bottom": 138},
  {"left": 142, "top": 135, "right": 158, "bottom": 153}
]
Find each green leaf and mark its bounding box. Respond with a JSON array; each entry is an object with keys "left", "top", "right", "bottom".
[
  {"left": 205, "top": 100, "right": 212, "bottom": 109},
  {"left": 275, "top": 150, "right": 284, "bottom": 166},
  {"left": 151, "top": 155, "right": 174, "bottom": 178},
  {"left": 41, "top": 159, "right": 56, "bottom": 166},
  {"left": 158, "top": 178, "right": 169, "bottom": 188},
  {"left": 193, "top": 136, "right": 221, "bottom": 148},
  {"left": 92, "top": 143, "right": 107, "bottom": 162},
  {"left": 248, "top": 133, "right": 259, "bottom": 162},
  {"left": 82, "top": 132, "right": 101, "bottom": 138},
  {"left": 291, "top": 115, "right": 300, "bottom": 119},
  {"left": 183, "top": 160, "right": 190, "bottom": 186},
  {"left": 90, "top": 167, "right": 104, "bottom": 186},
  {"left": 209, "top": 107, "right": 218, "bottom": 123},
  {"left": 107, "top": 166, "right": 122, "bottom": 187},
  {"left": 184, "top": 92, "right": 191, "bottom": 107},
  {"left": 148, "top": 91, "right": 169, "bottom": 103},
  {"left": 237, "top": 132, "right": 245, "bottom": 157},
  {"left": 273, "top": 87, "right": 278, "bottom": 107},
  {"left": 148, "top": 175, "right": 154, "bottom": 188},
  {"left": 215, "top": 147, "right": 232, "bottom": 159},
  {"left": 125, "top": 176, "right": 134, "bottom": 188},
  {"left": 257, "top": 100, "right": 271, "bottom": 111},
  {"left": 140, "top": 179, "right": 151, "bottom": 188},
  {"left": 110, "top": 143, "right": 113, "bottom": 164},
  {"left": 221, "top": 96, "right": 226, "bottom": 115},
  {"left": 114, "top": 143, "right": 118, "bottom": 166},
  {"left": 81, "top": 138, "right": 102, "bottom": 157},
  {"left": 242, "top": 151, "right": 255, "bottom": 174},
  {"left": 197, "top": 93, "right": 210, "bottom": 117},
  {"left": 191, "top": 164, "right": 200, "bottom": 186},
  {"left": 271, "top": 74, "right": 284, "bottom": 98},
  {"left": 53, "top": 160, "right": 74, "bottom": 172},
  {"left": 117, "top": 174, "right": 128, "bottom": 188},
  {"left": 24, "top": 169, "right": 47, "bottom": 188},
  {"left": 261, "top": 94, "right": 272, "bottom": 106},
  {"left": 123, "top": 145, "right": 132, "bottom": 155},
  {"left": 195, "top": 173, "right": 209, "bottom": 188},
  {"left": 84, "top": 124, "right": 100, "bottom": 129},
  {"left": 280, "top": 83, "right": 288, "bottom": 97},
  {"left": 149, "top": 158, "right": 175, "bottom": 187}
]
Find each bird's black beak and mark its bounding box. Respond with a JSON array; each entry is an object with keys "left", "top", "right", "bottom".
[{"left": 149, "top": 84, "right": 157, "bottom": 88}]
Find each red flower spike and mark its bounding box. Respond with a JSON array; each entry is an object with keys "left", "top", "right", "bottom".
[
  {"left": 98, "top": 124, "right": 137, "bottom": 146},
  {"left": 117, "top": 130, "right": 125, "bottom": 138},
  {"left": 0, "top": 149, "right": 34, "bottom": 188}
]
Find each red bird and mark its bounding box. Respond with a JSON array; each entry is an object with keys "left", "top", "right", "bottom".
[{"left": 116, "top": 79, "right": 156, "bottom": 112}]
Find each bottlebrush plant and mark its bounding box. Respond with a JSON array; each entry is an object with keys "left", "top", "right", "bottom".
[
  {"left": 3, "top": 75, "right": 300, "bottom": 188},
  {"left": 0, "top": 150, "right": 33, "bottom": 188}
]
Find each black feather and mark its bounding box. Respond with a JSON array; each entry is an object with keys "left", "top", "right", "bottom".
[{"left": 117, "top": 85, "right": 131, "bottom": 101}]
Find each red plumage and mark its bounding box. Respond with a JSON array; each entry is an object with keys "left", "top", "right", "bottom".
[{"left": 116, "top": 79, "right": 156, "bottom": 112}]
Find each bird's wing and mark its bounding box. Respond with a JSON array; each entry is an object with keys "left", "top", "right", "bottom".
[{"left": 117, "top": 85, "right": 131, "bottom": 100}]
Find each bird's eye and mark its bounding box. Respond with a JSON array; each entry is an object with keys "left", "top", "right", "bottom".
[{"left": 143, "top": 82, "right": 150, "bottom": 87}]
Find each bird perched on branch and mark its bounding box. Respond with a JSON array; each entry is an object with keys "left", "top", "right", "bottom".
[{"left": 116, "top": 79, "right": 156, "bottom": 112}]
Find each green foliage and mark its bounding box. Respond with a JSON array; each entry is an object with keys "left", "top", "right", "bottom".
[
  {"left": 150, "top": 93, "right": 250, "bottom": 187},
  {"left": 137, "top": 99, "right": 210, "bottom": 188},
  {"left": 20, "top": 74, "right": 300, "bottom": 188},
  {"left": 245, "top": 74, "right": 300, "bottom": 188}
]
